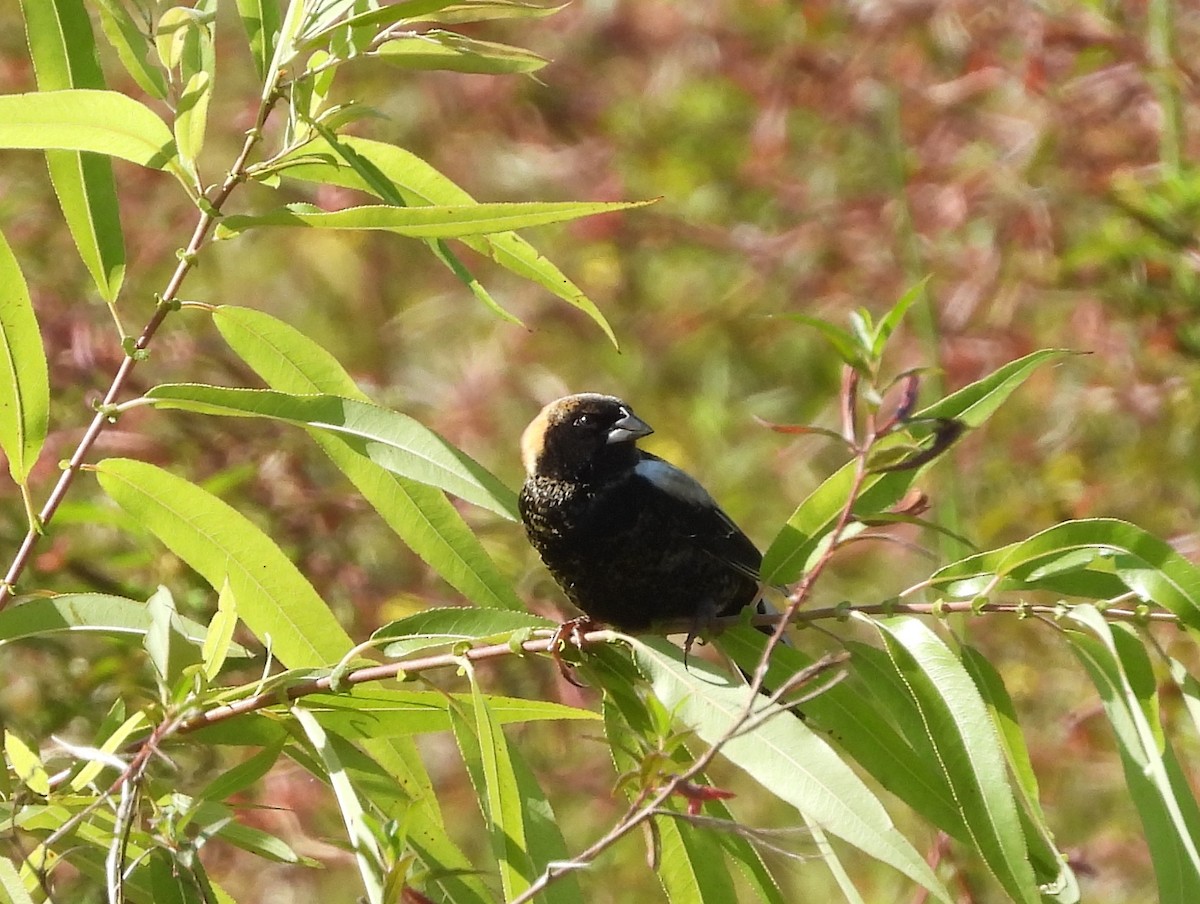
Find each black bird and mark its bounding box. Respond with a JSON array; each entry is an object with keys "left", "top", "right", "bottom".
[{"left": 519, "top": 393, "right": 766, "bottom": 634}]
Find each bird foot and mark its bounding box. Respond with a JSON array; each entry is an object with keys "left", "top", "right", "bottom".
[
  {"left": 549, "top": 616, "right": 598, "bottom": 688},
  {"left": 682, "top": 599, "right": 722, "bottom": 669}
]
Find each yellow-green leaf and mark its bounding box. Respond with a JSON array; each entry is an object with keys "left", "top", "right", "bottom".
[{"left": 0, "top": 230, "right": 48, "bottom": 484}]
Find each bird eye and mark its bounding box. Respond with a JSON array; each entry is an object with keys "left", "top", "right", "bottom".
[{"left": 573, "top": 413, "right": 595, "bottom": 428}]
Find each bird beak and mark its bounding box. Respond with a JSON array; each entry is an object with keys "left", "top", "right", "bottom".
[{"left": 606, "top": 411, "right": 653, "bottom": 444}]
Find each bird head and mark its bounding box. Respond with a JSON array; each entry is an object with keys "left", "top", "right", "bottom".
[{"left": 521, "top": 393, "right": 653, "bottom": 481}]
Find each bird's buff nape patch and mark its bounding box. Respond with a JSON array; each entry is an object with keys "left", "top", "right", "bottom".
[{"left": 521, "top": 404, "right": 555, "bottom": 476}]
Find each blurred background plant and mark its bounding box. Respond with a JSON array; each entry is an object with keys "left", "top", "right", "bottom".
[{"left": 1, "top": 1, "right": 1200, "bottom": 902}]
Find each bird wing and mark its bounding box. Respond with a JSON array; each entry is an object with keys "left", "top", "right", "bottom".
[{"left": 632, "top": 455, "right": 762, "bottom": 581}]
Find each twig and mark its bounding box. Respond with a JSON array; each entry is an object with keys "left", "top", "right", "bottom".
[{"left": 141, "top": 597, "right": 1175, "bottom": 739}]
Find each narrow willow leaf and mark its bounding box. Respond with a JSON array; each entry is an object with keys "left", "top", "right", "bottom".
[
  {"left": 201, "top": 578, "right": 238, "bottom": 681},
  {"left": 0, "top": 90, "right": 180, "bottom": 174},
  {"left": 419, "top": 1, "right": 566, "bottom": 24},
  {"left": 144, "top": 383, "right": 517, "bottom": 520},
  {"left": 69, "top": 710, "right": 148, "bottom": 792},
  {"left": 373, "top": 31, "right": 547, "bottom": 74},
  {"left": 0, "top": 230, "right": 49, "bottom": 484},
  {"left": 144, "top": 585, "right": 203, "bottom": 688},
  {"left": 293, "top": 707, "right": 385, "bottom": 904},
  {"left": 763, "top": 349, "right": 1071, "bottom": 583},
  {"left": 174, "top": 70, "right": 211, "bottom": 179},
  {"left": 932, "top": 519, "right": 1200, "bottom": 629},
  {"left": 1168, "top": 657, "right": 1200, "bottom": 739},
  {"left": 628, "top": 635, "right": 952, "bottom": 902},
  {"left": 155, "top": 6, "right": 197, "bottom": 71},
  {"left": 274, "top": 135, "right": 619, "bottom": 345},
  {"left": 199, "top": 740, "right": 286, "bottom": 803},
  {"left": 806, "top": 816, "right": 868, "bottom": 904},
  {"left": 179, "top": 0, "right": 217, "bottom": 93},
  {"left": 213, "top": 305, "right": 525, "bottom": 608},
  {"left": 217, "top": 198, "right": 653, "bottom": 240},
  {"left": 301, "top": 688, "right": 598, "bottom": 740},
  {"left": 1065, "top": 607, "right": 1200, "bottom": 902},
  {"left": 20, "top": 0, "right": 126, "bottom": 303},
  {"left": 234, "top": 0, "right": 282, "bottom": 79},
  {"left": 778, "top": 313, "right": 866, "bottom": 369},
  {"left": 95, "top": 458, "right": 352, "bottom": 667},
  {"left": 4, "top": 732, "right": 49, "bottom": 796},
  {"left": 451, "top": 667, "right": 532, "bottom": 902},
  {"left": 959, "top": 646, "right": 1078, "bottom": 898},
  {"left": 873, "top": 278, "right": 929, "bottom": 357},
  {"left": 656, "top": 815, "right": 739, "bottom": 904},
  {"left": 96, "top": 0, "right": 169, "bottom": 99},
  {"left": 372, "top": 607, "right": 551, "bottom": 657},
  {"left": 0, "top": 593, "right": 243, "bottom": 655},
  {"left": 300, "top": 0, "right": 558, "bottom": 38},
  {"left": 0, "top": 856, "right": 35, "bottom": 904},
  {"left": 865, "top": 616, "right": 1040, "bottom": 904},
  {"left": 263, "top": 0, "right": 308, "bottom": 89},
  {"left": 918, "top": 348, "right": 1075, "bottom": 427}
]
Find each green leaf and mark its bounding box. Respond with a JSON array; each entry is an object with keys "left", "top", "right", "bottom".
[
  {"left": 201, "top": 578, "right": 238, "bottom": 681},
  {"left": 778, "top": 313, "right": 867, "bottom": 369},
  {"left": 217, "top": 198, "right": 652, "bottom": 240},
  {"left": 293, "top": 707, "right": 386, "bottom": 904},
  {"left": 198, "top": 740, "right": 286, "bottom": 803},
  {"left": 69, "top": 709, "right": 149, "bottom": 792},
  {"left": 155, "top": 6, "right": 196, "bottom": 71},
  {"left": 865, "top": 616, "right": 1039, "bottom": 904},
  {"left": 0, "top": 856, "right": 35, "bottom": 904},
  {"left": 415, "top": 1, "right": 566, "bottom": 24},
  {"left": 174, "top": 70, "right": 211, "bottom": 179},
  {"left": 656, "top": 814, "right": 739, "bottom": 904},
  {"left": 193, "top": 799, "right": 311, "bottom": 865},
  {"left": 144, "top": 585, "right": 203, "bottom": 689},
  {"left": 300, "top": 688, "right": 599, "bottom": 740},
  {"left": 960, "top": 646, "right": 1080, "bottom": 900},
  {"left": 627, "top": 635, "right": 952, "bottom": 902},
  {"left": 272, "top": 134, "right": 618, "bottom": 345},
  {"left": 234, "top": 0, "right": 282, "bottom": 79},
  {"left": 1065, "top": 607, "right": 1200, "bottom": 903},
  {"left": 931, "top": 518, "right": 1200, "bottom": 629},
  {"left": 20, "top": 0, "right": 127, "bottom": 303},
  {"left": 0, "top": 89, "right": 180, "bottom": 174},
  {"left": 373, "top": 31, "right": 547, "bottom": 74},
  {"left": 144, "top": 383, "right": 517, "bottom": 520},
  {"left": 4, "top": 731, "right": 49, "bottom": 796},
  {"left": 450, "top": 668, "right": 531, "bottom": 901},
  {"left": 372, "top": 607, "right": 551, "bottom": 657},
  {"left": 95, "top": 458, "right": 352, "bottom": 667},
  {"left": 213, "top": 305, "right": 526, "bottom": 608},
  {"left": 0, "top": 229, "right": 49, "bottom": 484},
  {"left": 0, "top": 593, "right": 245, "bottom": 656},
  {"left": 96, "top": 0, "right": 169, "bottom": 99},
  {"left": 918, "top": 348, "right": 1075, "bottom": 428},
  {"left": 872, "top": 278, "right": 928, "bottom": 358}
]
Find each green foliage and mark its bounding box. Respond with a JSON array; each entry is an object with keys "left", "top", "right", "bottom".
[{"left": 1, "top": 2, "right": 1199, "bottom": 904}]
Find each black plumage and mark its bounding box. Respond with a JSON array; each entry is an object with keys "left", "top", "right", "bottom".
[{"left": 519, "top": 393, "right": 764, "bottom": 632}]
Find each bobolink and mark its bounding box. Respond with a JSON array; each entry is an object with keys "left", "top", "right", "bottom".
[{"left": 519, "top": 393, "right": 766, "bottom": 634}]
